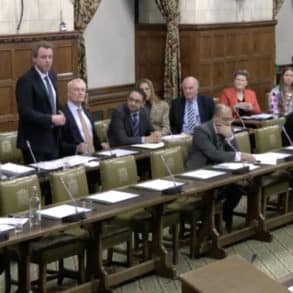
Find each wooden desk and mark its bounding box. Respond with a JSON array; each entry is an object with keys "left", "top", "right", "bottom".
[{"left": 180, "top": 255, "right": 288, "bottom": 293}]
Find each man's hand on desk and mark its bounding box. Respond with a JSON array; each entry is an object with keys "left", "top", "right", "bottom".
[
  {"left": 101, "top": 142, "right": 110, "bottom": 150},
  {"left": 241, "top": 153, "right": 257, "bottom": 164},
  {"left": 144, "top": 131, "right": 162, "bottom": 143},
  {"left": 76, "top": 142, "right": 91, "bottom": 154},
  {"left": 51, "top": 112, "right": 66, "bottom": 126}
]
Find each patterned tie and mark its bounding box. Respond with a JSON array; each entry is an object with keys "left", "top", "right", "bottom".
[
  {"left": 77, "top": 108, "right": 95, "bottom": 154},
  {"left": 132, "top": 112, "right": 139, "bottom": 136},
  {"left": 187, "top": 101, "right": 196, "bottom": 132},
  {"left": 44, "top": 76, "right": 56, "bottom": 113}
]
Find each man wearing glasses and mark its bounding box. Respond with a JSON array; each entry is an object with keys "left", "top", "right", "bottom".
[{"left": 107, "top": 88, "right": 161, "bottom": 147}]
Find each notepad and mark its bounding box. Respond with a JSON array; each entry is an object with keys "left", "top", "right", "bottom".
[
  {"left": 131, "top": 142, "right": 165, "bottom": 149},
  {"left": 1, "top": 163, "right": 35, "bottom": 175},
  {"left": 87, "top": 190, "right": 140, "bottom": 204},
  {"left": 213, "top": 162, "right": 259, "bottom": 171},
  {"left": 253, "top": 152, "right": 292, "bottom": 165},
  {"left": 97, "top": 149, "right": 138, "bottom": 157},
  {"left": 134, "top": 179, "right": 184, "bottom": 191},
  {"left": 39, "top": 204, "right": 91, "bottom": 220},
  {"left": 181, "top": 169, "right": 227, "bottom": 180}
]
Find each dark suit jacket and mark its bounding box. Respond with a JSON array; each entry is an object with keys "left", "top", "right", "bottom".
[
  {"left": 61, "top": 104, "right": 101, "bottom": 156},
  {"left": 16, "top": 66, "right": 61, "bottom": 155},
  {"left": 169, "top": 96, "right": 215, "bottom": 134},
  {"left": 186, "top": 120, "right": 238, "bottom": 170},
  {"left": 107, "top": 103, "right": 154, "bottom": 147}
]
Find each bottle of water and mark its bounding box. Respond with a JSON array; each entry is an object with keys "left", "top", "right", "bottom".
[{"left": 29, "top": 186, "right": 41, "bottom": 227}]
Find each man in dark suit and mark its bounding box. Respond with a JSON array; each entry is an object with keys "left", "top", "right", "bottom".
[
  {"left": 186, "top": 104, "right": 256, "bottom": 230},
  {"left": 107, "top": 88, "right": 161, "bottom": 147},
  {"left": 61, "top": 78, "right": 104, "bottom": 155},
  {"left": 16, "top": 41, "right": 66, "bottom": 163},
  {"left": 169, "top": 76, "right": 215, "bottom": 134}
]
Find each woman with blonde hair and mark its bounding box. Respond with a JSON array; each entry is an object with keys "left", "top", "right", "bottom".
[{"left": 136, "top": 78, "right": 170, "bottom": 135}]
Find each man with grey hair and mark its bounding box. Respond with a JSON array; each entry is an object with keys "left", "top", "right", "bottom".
[{"left": 169, "top": 76, "right": 215, "bottom": 134}]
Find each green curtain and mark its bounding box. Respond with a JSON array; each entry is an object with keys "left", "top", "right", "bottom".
[
  {"left": 74, "top": 0, "right": 102, "bottom": 81},
  {"left": 155, "top": 0, "right": 181, "bottom": 99},
  {"left": 273, "top": 0, "right": 286, "bottom": 18}
]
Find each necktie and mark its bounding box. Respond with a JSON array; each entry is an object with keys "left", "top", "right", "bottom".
[
  {"left": 77, "top": 108, "right": 95, "bottom": 154},
  {"left": 132, "top": 112, "right": 139, "bottom": 136},
  {"left": 187, "top": 101, "right": 196, "bottom": 132},
  {"left": 44, "top": 76, "right": 56, "bottom": 113}
]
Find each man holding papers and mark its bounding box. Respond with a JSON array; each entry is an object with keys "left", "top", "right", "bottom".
[
  {"left": 186, "top": 104, "right": 256, "bottom": 231},
  {"left": 107, "top": 88, "right": 161, "bottom": 146}
]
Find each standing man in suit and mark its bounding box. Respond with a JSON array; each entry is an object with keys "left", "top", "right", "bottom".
[
  {"left": 16, "top": 40, "right": 66, "bottom": 163},
  {"left": 61, "top": 78, "right": 105, "bottom": 155},
  {"left": 169, "top": 76, "right": 215, "bottom": 134},
  {"left": 107, "top": 88, "right": 161, "bottom": 147},
  {"left": 186, "top": 104, "right": 256, "bottom": 231}
]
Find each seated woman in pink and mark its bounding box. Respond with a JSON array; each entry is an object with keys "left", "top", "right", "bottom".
[{"left": 219, "top": 69, "right": 261, "bottom": 118}]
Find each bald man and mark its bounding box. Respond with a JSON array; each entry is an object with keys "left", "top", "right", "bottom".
[
  {"left": 186, "top": 104, "right": 256, "bottom": 231},
  {"left": 169, "top": 76, "right": 215, "bottom": 134}
]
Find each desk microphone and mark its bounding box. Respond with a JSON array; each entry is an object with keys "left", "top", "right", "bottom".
[
  {"left": 59, "top": 176, "right": 86, "bottom": 222},
  {"left": 233, "top": 106, "right": 246, "bottom": 130},
  {"left": 26, "top": 140, "right": 40, "bottom": 172},
  {"left": 160, "top": 153, "right": 182, "bottom": 195}
]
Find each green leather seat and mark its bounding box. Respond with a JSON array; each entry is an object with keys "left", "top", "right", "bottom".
[
  {"left": 0, "top": 131, "right": 23, "bottom": 163},
  {"left": 260, "top": 117, "right": 286, "bottom": 128},
  {"left": 235, "top": 131, "right": 251, "bottom": 154},
  {"left": 0, "top": 175, "right": 86, "bottom": 292},
  {"left": 150, "top": 147, "right": 202, "bottom": 261},
  {"left": 254, "top": 126, "right": 289, "bottom": 216},
  {"left": 163, "top": 135, "right": 193, "bottom": 162},
  {"left": 94, "top": 119, "right": 110, "bottom": 143}
]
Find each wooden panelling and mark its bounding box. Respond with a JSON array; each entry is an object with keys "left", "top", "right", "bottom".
[
  {"left": 136, "top": 21, "right": 276, "bottom": 109},
  {"left": 0, "top": 31, "right": 79, "bottom": 131}
]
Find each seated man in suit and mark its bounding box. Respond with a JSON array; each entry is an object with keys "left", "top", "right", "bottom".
[
  {"left": 107, "top": 88, "right": 161, "bottom": 147},
  {"left": 186, "top": 104, "right": 256, "bottom": 231},
  {"left": 61, "top": 78, "right": 106, "bottom": 155},
  {"left": 169, "top": 76, "right": 215, "bottom": 134}
]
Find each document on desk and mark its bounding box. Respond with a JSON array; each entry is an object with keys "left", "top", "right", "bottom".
[
  {"left": 288, "top": 286, "right": 293, "bottom": 292},
  {"left": 241, "top": 113, "right": 274, "bottom": 120},
  {"left": 87, "top": 190, "right": 140, "bottom": 204},
  {"left": 181, "top": 169, "right": 227, "bottom": 180},
  {"left": 253, "top": 152, "right": 292, "bottom": 165},
  {"left": 134, "top": 179, "right": 184, "bottom": 191},
  {"left": 213, "top": 162, "right": 259, "bottom": 171},
  {"left": 0, "top": 224, "right": 15, "bottom": 233},
  {"left": 131, "top": 142, "right": 165, "bottom": 149},
  {"left": 0, "top": 217, "right": 28, "bottom": 226},
  {"left": 162, "top": 134, "right": 191, "bottom": 141},
  {"left": 284, "top": 146, "right": 293, "bottom": 151},
  {"left": 1, "top": 163, "right": 35, "bottom": 175},
  {"left": 39, "top": 204, "right": 91, "bottom": 220},
  {"left": 97, "top": 149, "right": 138, "bottom": 157}
]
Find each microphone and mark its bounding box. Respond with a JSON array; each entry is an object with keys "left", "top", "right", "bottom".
[
  {"left": 281, "top": 125, "right": 293, "bottom": 146},
  {"left": 160, "top": 153, "right": 183, "bottom": 195},
  {"left": 59, "top": 175, "right": 86, "bottom": 222},
  {"left": 26, "top": 140, "right": 40, "bottom": 172},
  {"left": 233, "top": 105, "right": 246, "bottom": 130}
]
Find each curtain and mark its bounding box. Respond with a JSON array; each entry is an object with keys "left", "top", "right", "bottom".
[
  {"left": 74, "top": 0, "right": 102, "bottom": 81},
  {"left": 273, "top": 0, "right": 286, "bottom": 18},
  {"left": 155, "top": 0, "right": 181, "bottom": 99}
]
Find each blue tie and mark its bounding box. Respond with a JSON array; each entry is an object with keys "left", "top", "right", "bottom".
[
  {"left": 132, "top": 112, "right": 139, "bottom": 136},
  {"left": 44, "top": 76, "right": 56, "bottom": 113}
]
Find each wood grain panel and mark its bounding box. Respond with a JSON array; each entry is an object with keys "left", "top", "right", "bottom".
[{"left": 0, "top": 50, "right": 12, "bottom": 80}]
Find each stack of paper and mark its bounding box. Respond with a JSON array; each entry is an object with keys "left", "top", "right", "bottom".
[
  {"left": 181, "top": 169, "right": 227, "bottom": 180},
  {"left": 0, "top": 217, "right": 28, "bottom": 226},
  {"left": 1, "top": 163, "right": 35, "bottom": 176},
  {"left": 162, "top": 134, "right": 191, "bottom": 141},
  {"left": 0, "top": 224, "right": 14, "bottom": 233},
  {"left": 241, "top": 113, "right": 274, "bottom": 120},
  {"left": 134, "top": 179, "right": 184, "bottom": 191},
  {"left": 213, "top": 162, "right": 259, "bottom": 171},
  {"left": 131, "top": 142, "right": 165, "bottom": 149},
  {"left": 253, "top": 152, "right": 292, "bottom": 165},
  {"left": 97, "top": 149, "right": 138, "bottom": 157},
  {"left": 39, "top": 204, "right": 91, "bottom": 220},
  {"left": 87, "top": 190, "right": 140, "bottom": 204}
]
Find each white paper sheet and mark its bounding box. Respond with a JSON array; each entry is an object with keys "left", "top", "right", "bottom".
[
  {"left": 0, "top": 224, "right": 14, "bottom": 233},
  {"left": 162, "top": 134, "right": 190, "bottom": 141},
  {"left": 253, "top": 152, "right": 292, "bottom": 165},
  {"left": 87, "top": 190, "right": 140, "bottom": 204},
  {"left": 1, "top": 163, "right": 35, "bottom": 174},
  {"left": 131, "top": 142, "right": 165, "bottom": 149},
  {"left": 135, "top": 179, "right": 184, "bottom": 191},
  {"left": 284, "top": 146, "right": 293, "bottom": 150},
  {"left": 288, "top": 286, "right": 293, "bottom": 292},
  {"left": 97, "top": 149, "right": 138, "bottom": 157},
  {"left": 181, "top": 169, "right": 227, "bottom": 179},
  {"left": 39, "top": 204, "right": 91, "bottom": 219},
  {"left": 241, "top": 113, "right": 274, "bottom": 120},
  {"left": 0, "top": 218, "right": 28, "bottom": 225},
  {"left": 213, "top": 162, "right": 259, "bottom": 171}
]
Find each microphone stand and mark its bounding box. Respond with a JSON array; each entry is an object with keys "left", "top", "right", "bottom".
[
  {"left": 160, "top": 153, "right": 182, "bottom": 195},
  {"left": 233, "top": 106, "right": 246, "bottom": 131},
  {"left": 26, "top": 140, "right": 40, "bottom": 172},
  {"left": 59, "top": 176, "right": 86, "bottom": 222},
  {"left": 282, "top": 126, "right": 293, "bottom": 146}
]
